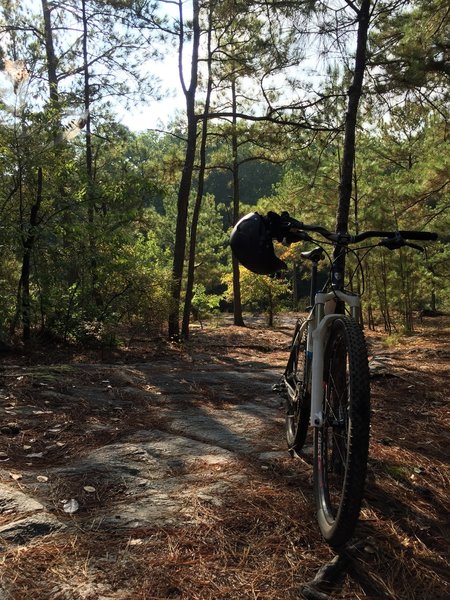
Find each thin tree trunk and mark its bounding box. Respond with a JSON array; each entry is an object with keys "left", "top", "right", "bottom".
[
  {"left": 41, "top": 0, "right": 59, "bottom": 105},
  {"left": 293, "top": 263, "right": 299, "bottom": 309},
  {"left": 20, "top": 168, "right": 43, "bottom": 341},
  {"left": 81, "top": 0, "right": 101, "bottom": 309},
  {"left": 268, "top": 288, "right": 274, "bottom": 327},
  {"left": 231, "top": 77, "right": 245, "bottom": 326},
  {"left": 430, "top": 291, "right": 436, "bottom": 312},
  {"left": 379, "top": 254, "right": 393, "bottom": 333},
  {"left": 333, "top": 0, "right": 371, "bottom": 281},
  {"left": 168, "top": 0, "right": 200, "bottom": 340},
  {"left": 180, "top": 116, "right": 203, "bottom": 339},
  {"left": 181, "top": 12, "right": 213, "bottom": 339},
  {"left": 11, "top": 4, "right": 57, "bottom": 341}
]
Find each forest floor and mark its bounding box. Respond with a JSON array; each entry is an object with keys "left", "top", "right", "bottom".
[{"left": 0, "top": 314, "right": 449, "bottom": 600}]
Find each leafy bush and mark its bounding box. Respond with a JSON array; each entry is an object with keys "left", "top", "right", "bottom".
[{"left": 222, "top": 267, "right": 291, "bottom": 326}]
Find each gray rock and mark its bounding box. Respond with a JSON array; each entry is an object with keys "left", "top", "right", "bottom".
[
  {"left": 0, "top": 513, "right": 65, "bottom": 546},
  {"left": 0, "top": 482, "right": 45, "bottom": 514}
]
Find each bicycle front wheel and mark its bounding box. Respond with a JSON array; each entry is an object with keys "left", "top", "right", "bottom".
[
  {"left": 313, "top": 316, "right": 370, "bottom": 547},
  {"left": 285, "top": 318, "right": 311, "bottom": 456}
]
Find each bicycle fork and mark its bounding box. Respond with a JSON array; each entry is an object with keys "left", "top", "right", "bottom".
[{"left": 308, "top": 290, "right": 361, "bottom": 428}]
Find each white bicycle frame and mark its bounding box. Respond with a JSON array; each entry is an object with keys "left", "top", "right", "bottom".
[{"left": 304, "top": 289, "right": 362, "bottom": 428}]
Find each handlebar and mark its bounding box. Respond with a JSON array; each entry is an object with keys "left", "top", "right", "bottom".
[
  {"left": 272, "top": 211, "right": 438, "bottom": 248},
  {"left": 355, "top": 230, "right": 438, "bottom": 243}
]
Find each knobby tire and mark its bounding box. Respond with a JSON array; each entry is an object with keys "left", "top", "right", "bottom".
[{"left": 313, "top": 316, "right": 370, "bottom": 547}]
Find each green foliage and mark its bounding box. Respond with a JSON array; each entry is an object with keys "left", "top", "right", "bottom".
[
  {"left": 187, "top": 194, "right": 229, "bottom": 290},
  {"left": 0, "top": 0, "right": 448, "bottom": 343},
  {"left": 371, "top": 0, "right": 450, "bottom": 98},
  {"left": 222, "top": 267, "right": 291, "bottom": 326},
  {"left": 191, "top": 284, "right": 223, "bottom": 323},
  {"left": 352, "top": 105, "right": 449, "bottom": 329}
]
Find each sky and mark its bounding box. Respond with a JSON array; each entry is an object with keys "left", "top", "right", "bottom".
[
  {"left": 0, "top": 1, "right": 332, "bottom": 134},
  {"left": 121, "top": 91, "right": 184, "bottom": 131},
  {"left": 0, "top": 0, "right": 187, "bottom": 133},
  {"left": 120, "top": 3, "right": 187, "bottom": 131}
]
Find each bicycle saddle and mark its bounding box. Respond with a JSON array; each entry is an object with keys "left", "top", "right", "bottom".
[{"left": 301, "top": 247, "right": 325, "bottom": 262}]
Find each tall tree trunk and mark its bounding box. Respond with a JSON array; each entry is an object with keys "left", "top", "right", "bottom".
[
  {"left": 12, "top": 0, "right": 58, "bottom": 341},
  {"left": 379, "top": 253, "right": 393, "bottom": 333},
  {"left": 231, "top": 77, "right": 245, "bottom": 326},
  {"left": 180, "top": 115, "right": 206, "bottom": 340},
  {"left": 41, "top": 0, "right": 59, "bottom": 105},
  {"left": 293, "top": 263, "right": 299, "bottom": 309},
  {"left": 333, "top": 0, "right": 371, "bottom": 282},
  {"left": 267, "top": 287, "right": 274, "bottom": 327},
  {"left": 181, "top": 12, "right": 213, "bottom": 339},
  {"left": 15, "top": 2, "right": 60, "bottom": 341},
  {"left": 20, "top": 168, "right": 43, "bottom": 341},
  {"left": 81, "top": 0, "right": 101, "bottom": 309},
  {"left": 168, "top": 0, "right": 200, "bottom": 340}
]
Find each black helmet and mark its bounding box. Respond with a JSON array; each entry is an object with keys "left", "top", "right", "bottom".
[{"left": 230, "top": 212, "right": 287, "bottom": 275}]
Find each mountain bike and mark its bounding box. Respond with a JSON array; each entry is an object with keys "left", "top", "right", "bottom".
[{"left": 270, "top": 211, "right": 438, "bottom": 547}]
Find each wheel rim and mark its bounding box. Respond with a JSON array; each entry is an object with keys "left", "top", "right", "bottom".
[
  {"left": 286, "top": 341, "right": 301, "bottom": 439},
  {"left": 285, "top": 324, "right": 309, "bottom": 449}
]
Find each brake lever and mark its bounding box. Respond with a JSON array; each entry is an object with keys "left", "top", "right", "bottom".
[
  {"left": 379, "top": 236, "right": 424, "bottom": 252},
  {"left": 405, "top": 242, "right": 424, "bottom": 252},
  {"left": 378, "top": 236, "right": 405, "bottom": 250},
  {"left": 283, "top": 230, "right": 313, "bottom": 245}
]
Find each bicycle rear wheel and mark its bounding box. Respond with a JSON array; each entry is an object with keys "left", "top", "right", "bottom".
[
  {"left": 284, "top": 318, "right": 311, "bottom": 455},
  {"left": 313, "top": 316, "right": 370, "bottom": 547}
]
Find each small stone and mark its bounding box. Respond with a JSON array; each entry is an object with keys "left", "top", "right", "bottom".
[
  {"left": 128, "top": 538, "right": 143, "bottom": 546},
  {"left": 63, "top": 499, "right": 79, "bottom": 514}
]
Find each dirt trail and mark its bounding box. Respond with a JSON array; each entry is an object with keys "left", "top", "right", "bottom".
[
  {"left": 0, "top": 359, "right": 284, "bottom": 533},
  {"left": 0, "top": 319, "right": 449, "bottom": 599}
]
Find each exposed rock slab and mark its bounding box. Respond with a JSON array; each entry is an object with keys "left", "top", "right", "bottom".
[{"left": 0, "top": 512, "right": 65, "bottom": 546}]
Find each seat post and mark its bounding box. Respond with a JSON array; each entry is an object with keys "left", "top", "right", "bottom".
[
  {"left": 309, "top": 260, "right": 319, "bottom": 307},
  {"left": 300, "top": 247, "right": 324, "bottom": 309}
]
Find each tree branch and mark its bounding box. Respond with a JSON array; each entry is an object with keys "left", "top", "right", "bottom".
[
  {"left": 342, "top": 0, "right": 361, "bottom": 14},
  {"left": 204, "top": 110, "right": 339, "bottom": 131}
]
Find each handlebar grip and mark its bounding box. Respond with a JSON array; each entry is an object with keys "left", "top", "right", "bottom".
[{"left": 397, "top": 231, "right": 438, "bottom": 241}]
